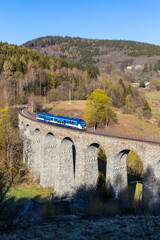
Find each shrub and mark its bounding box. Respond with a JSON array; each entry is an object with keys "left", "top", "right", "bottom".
[
  {"left": 74, "top": 185, "right": 96, "bottom": 213},
  {"left": 151, "top": 78, "right": 160, "bottom": 90},
  {"left": 40, "top": 202, "right": 55, "bottom": 219},
  {"left": 142, "top": 100, "right": 152, "bottom": 119},
  {"left": 33, "top": 101, "right": 43, "bottom": 112},
  {"left": 143, "top": 109, "right": 152, "bottom": 119},
  {"left": 96, "top": 173, "right": 113, "bottom": 201},
  {"left": 87, "top": 198, "right": 119, "bottom": 217},
  {"left": 139, "top": 81, "right": 145, "bottom": 88}
]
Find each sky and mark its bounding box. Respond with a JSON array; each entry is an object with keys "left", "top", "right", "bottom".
[{"left": 1, "top": 0, "right": 160, "bottom": 46}]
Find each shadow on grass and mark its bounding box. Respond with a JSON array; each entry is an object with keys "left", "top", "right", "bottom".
[
  {"left": 1, "top": 166, "right": 160, "bottom": 233},
  {"left": 0, "top": 194, "right": 72, "bottom": 233}
]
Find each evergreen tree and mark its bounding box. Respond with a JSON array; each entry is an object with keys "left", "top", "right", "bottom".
[
  {"left": 149, "top": 63, "right": 152, "bottom": 72},
  {"left": 142, "top": 100, "right": 151, "bottom": 112},
  {"left": 142, "top": 100, "right": 152, "bottom": 119},
  {"left": 158, "top": 60, "right": 160, "bottom": 70},
  {"left": 143, "top": 63, "right": 148, "bottom": 72},
  {"left": 96, "top": 173, "right": 112, "bottom": 201}
]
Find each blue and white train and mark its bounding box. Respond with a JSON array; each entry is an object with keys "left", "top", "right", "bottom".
[{"left": 36, "top": 112, "right": 86, "bottom": 130}]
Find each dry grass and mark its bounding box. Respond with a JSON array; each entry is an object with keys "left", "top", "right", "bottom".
[
  {"left": 45, "top": 100, "right": 86, "bottom": 119},
  {"left": 42, "top": 95, "right": 160, "bottom": 137},
  {"left": 109, "top": 109, "right": 160, "bottom": 137},
  {"left": 53, "top": 100, "right": 86, "bottom": 111},
  {"left": 145, "top": 90, "right": 160, "bottom": 118}
]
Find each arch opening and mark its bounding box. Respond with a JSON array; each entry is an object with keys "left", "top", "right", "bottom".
[
  {"left": 85, "top": 143, "right": 107, "bottom": 186},
  {"left": 115, "top": 149, "right": 143, "bottom": 207},
  {"left": 127, "top": 150, "right": 143, "bottom": 207},
  {"left": 25, "top": 124, "right": 30, "bottom": 138}
]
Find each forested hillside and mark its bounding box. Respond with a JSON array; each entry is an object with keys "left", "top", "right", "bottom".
[
  {"left": 0, "top": 42, "right": 99, "bottom": 107},
  {"left": 23, "top": 36, "right": 160, "bottom": 73},
  {"left": 0, "top": 38, "right": 160, "bottom": 125}
]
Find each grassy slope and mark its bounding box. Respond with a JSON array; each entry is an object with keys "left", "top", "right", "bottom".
[
  {"left": 145, "top": 91, "right": 160, "bottom": 117},
  {"left": 7, "top": 185, "right": 54, "bottom": 205},
  {"left": 43, "top": 92, "right": 160, "bottom": 137}
]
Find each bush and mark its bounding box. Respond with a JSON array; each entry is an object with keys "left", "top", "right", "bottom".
[
  {"left": 151, "top": 78, "right": 160, "bottom": 90},
  {"left": 87, "top": 198, "right": 119, "bottom": 217},
  {"left": 142, "top": 100, "right": 152, "bottom": 119},
  {"left": 96, "top": 173, "right": 113, "bottom": 201},
  {"left": 73, "top": 185, "right": 96, "bottom": 213},
  {"left": 143, "top": 109, "right": 152, "bottom": 119},
  {"left": 139, "top": 81, "right": 145, "bottom": 88},
  {"left": 33, "top": 101, "right": 43, "bottom": 112},
  {"left": 40, "top": 202, "right": 55, "bottom": 219},
  {"left": 74, "top": 174, "right": 115, "bottom": 215}
]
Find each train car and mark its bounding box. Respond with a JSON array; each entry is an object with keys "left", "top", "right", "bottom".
[{"left": 36, "top": 112, "right": 86, "bottom": 130}]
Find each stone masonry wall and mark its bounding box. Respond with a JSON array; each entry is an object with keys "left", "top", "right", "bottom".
[{"left": 19, "top": 114, "right": 160, "bottom": 202}]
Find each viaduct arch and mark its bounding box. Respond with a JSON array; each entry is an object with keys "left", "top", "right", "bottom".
[{"left": 19, "top": 109, "right": 160, "bottom": 204}]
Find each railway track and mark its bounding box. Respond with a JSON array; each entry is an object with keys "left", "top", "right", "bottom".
[{"left": 19, "top": 107, "right": 160, "bottom": 145}]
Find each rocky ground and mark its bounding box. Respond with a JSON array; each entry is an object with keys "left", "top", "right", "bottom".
[{"left": 1, "top": 215, "right": 160, "bottom": 240}]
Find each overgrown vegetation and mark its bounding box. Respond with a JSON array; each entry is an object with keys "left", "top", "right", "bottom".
[{"left": 0, "top": 108, "right": 27, "bottom": 206}]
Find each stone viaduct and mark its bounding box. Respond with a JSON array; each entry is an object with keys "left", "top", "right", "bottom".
[{"left": 19, "top": 109, "right": 160, "bottom": 204}]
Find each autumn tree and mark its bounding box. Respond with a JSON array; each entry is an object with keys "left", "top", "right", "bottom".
[
  {"left": 85, "top": 89, "right": 116, "bottom": 130},
  {"left": 125, "top": 94, "right": 134, "bottom": 113},
  {"left": 0, "top": 108, "right": 27, "bottom": 204},
  {"left": 151, "top": 78, "right": 160, "bottom": 90}
]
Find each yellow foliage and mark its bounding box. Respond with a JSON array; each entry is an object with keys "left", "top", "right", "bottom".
[
  {"left": 45, "top": 70, "right": 56, "bottom": 88},
  {"left": 85, "top": 89, "right": 113, "bottom": 127},
  {"left": 127, "top": 151, "right": 143, "bottom": 176},
  {"left": 0, "top": 108, "right": 13, "bottom": 155},
  {"left": 125, "top": 94, "right": 134, "bottom": 113},
  {"left": 98, "top": 146, "right": 107, "bottom": 162}
]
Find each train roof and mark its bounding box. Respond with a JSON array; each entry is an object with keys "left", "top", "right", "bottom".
[{"left": 37, "top": 112, "right": 86, "bottom": 122}]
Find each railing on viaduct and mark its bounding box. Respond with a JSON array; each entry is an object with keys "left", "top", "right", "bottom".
[{"left": 20, "top": 107, "right": 160, "bottom": 145}]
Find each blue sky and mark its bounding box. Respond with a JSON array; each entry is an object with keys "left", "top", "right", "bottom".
[{"left": 1, "top": 0, "right": 160, "bottom": 46}]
